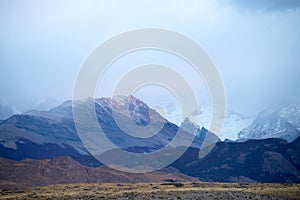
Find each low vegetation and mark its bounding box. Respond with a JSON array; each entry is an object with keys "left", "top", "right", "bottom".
[{"left": 0, "top": 182, "right": 299, "bottom": 200}]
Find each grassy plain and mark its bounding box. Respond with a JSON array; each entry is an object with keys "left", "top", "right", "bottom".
[{"left": 1, "top": 182, "right": 299, "bottom": 199}]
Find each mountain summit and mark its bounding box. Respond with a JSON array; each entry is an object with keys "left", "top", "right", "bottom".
[
  {"left": 0, "top": 96, "right": 207, "bottom": 164},
  {"left": 238, "top": 103, "right": 300, "bottom": 142}
]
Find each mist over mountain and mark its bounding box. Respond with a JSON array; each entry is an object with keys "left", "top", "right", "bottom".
[
  {"left": 30, "top": 99, "right": 62, "bottom": 112},
  {"left": 190, "top": 105, "right": 254, "bottom": 141},
  {"left": 0, "top": 104, "right": 14, "bottom": 120},
  {"left": 238, "top": 103, "right": 300, "bottom": 142},
  {"left": 0, "top": 99, "right": 62, "bottom": 121}
]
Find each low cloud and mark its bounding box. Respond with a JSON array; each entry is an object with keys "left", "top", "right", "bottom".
[{"left": 223, "top": 0, "right": 300, "bottom": 12}]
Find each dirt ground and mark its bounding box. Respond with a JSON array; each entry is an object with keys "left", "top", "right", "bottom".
[{"left": 0, "top": 182, "right": 299, "bottom": 200}]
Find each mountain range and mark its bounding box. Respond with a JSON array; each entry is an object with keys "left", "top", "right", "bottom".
[
  {"left": 0, "top": 96, "right": 299, "bottom": 185},
  {"left": 0, "top": 96, "right": 213, "bottom": 165}
]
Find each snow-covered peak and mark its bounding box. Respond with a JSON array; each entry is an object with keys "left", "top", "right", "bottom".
[
  {"left": 278, "top": 103, "right": 300, "bottom": 127},
  {"left": 238, "top": 103, "right": 300, "bottom": 142},
  {"left": 189, "top": 104, "right": 253, "bottom": 141}
]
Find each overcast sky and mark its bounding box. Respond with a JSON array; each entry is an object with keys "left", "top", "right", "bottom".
[{"left": 0, "top": 0, "right": 300, "bottom": 116}]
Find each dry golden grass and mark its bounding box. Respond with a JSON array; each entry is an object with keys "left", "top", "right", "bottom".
[{"left": 0, "top": 182, "right": 299, "bottom": 199}]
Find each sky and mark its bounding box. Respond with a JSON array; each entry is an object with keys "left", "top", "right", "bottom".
[{"left": 1, "top": 0, "right": 300, "bottom": 118}]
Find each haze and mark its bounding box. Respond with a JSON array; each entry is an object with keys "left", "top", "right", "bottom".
[{"left": 1, "top": 0, "right": 300, "bottom": 117}]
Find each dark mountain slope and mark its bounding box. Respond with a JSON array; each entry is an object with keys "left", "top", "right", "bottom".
[{"left": 172, "top": 137, "right": 300, "bottom": 183}]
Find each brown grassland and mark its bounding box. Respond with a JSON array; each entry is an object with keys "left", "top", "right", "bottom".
[{"left": 0, "top": 182, "right": 299, "bottom": 200}]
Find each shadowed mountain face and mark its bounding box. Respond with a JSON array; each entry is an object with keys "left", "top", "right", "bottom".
[
  {"left": 172, "top": 137, "right": 300, "bottom": 183},
  {"left": 0, "top": 96, "right": 213, "bottom": 165}
]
